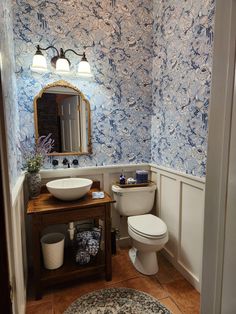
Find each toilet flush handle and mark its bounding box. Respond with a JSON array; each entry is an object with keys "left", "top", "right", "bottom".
[{"left": 113, "top": 191, "right": 123, "bottom": 197}]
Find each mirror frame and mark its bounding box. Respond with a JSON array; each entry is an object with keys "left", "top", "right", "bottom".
[{"left": 34, "top": 80, "right": 92, "bottom": 156}]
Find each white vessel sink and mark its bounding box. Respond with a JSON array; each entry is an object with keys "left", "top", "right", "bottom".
[{"left": 46, "top": 178, "right": 93, "bottom": 201}]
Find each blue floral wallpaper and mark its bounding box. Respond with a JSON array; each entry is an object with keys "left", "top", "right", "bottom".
[
  {"left": 0, "top": 0, "right": 21, "bottom": 188},
  {"left": 13, "top": 0, "right": 153, "bottom": 167},
  {"left": 9, "top": 0, "right": 216, "bottom": 180},
  {"left": 151, "top": 0, "right": 215, "bottom": 176}
]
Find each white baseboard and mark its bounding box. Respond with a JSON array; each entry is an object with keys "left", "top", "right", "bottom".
[{"left": 162, "top": 248, "right": 200, "bottom": 292}]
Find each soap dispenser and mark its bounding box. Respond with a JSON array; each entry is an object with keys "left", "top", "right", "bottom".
[{"left": 119, "top": 170, "right": 126, "bottom": 185}]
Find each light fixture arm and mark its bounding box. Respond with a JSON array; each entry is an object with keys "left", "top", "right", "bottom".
[
  {"left": 64, "top": 48, "right": 84, "bottom": 57},
  {"left": 36, "top": 44, "right": 59, "bottom": 56},
  {"left": 64, "top": 49, "right": 88, "bottom": 62}
]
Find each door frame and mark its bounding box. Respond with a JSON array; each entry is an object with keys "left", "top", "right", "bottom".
[
  {"left": 0, "top": 72, "right": 12, "bottom": 313},
  {"left": 201, "top": 0, "right": 236, "bottom": 313}
]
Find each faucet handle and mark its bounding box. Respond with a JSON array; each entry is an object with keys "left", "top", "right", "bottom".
[
  {"left": 72, "top": 159, "right": 79, "bottom": 166},
  {"left": 52, "top": 159, "right": 59, "bottom": 167}
]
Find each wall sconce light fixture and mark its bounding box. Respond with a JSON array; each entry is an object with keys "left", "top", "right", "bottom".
[{"left": 31, "top": 45, "right": 92, "bottom": 77}]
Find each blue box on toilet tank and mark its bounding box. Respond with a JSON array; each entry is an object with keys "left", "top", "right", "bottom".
[{"left": 136, "top": 170, "right": 148, "bottom": 183}]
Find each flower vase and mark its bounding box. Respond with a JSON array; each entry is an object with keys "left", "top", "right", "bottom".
[{"left": 27, "top": 172, "right": 41, "bottom": 198}]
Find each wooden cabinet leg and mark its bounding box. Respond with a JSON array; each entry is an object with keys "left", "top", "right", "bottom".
[
  {"left": 32, "top": 217, "right": 42, "bottom": 299},
  {"left": 105, "top": 204, "right": 112, "bottom": 281},
  {"left": 35, "top": 286, "right": 42, "bottom": 300}
]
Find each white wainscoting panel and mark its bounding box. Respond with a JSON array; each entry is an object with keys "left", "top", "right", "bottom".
[
  {"left": 150, "top": 164, "right": 205, "bottom": 292},
  {"left": 179, "top": 182, "right": 204, "bottom": 284},
  {"left": 10, "top": 175, "right": 27, "bottom": 314},
  {"left": 158, "top": 175, "right": 179, "bottom": 258}
]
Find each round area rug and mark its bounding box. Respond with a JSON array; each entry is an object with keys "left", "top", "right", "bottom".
[{"left": 63, "top": 287, "right": 172, "bottom": 314}]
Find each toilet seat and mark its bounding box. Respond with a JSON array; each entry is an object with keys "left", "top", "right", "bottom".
[
  {"left": 128, "top": 214, "right": 167, "bottom": 239},
  {"left": 129, "top": 225, "right": 167, "bottom": 240}
]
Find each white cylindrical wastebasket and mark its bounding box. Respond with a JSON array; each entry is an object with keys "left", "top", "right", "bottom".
[{"left": 41, "top": 233, "right": 65, "bottom": 270}]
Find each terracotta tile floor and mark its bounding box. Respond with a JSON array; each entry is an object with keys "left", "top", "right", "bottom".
[{"left": 26, "top": 248, "right": 200, "bottom": 314}]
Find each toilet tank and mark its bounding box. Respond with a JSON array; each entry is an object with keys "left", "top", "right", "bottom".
[{"left": 112, "top": 183, "right": 156, "bottom": 216}]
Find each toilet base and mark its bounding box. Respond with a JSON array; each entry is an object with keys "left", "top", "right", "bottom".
[{"left": 129, "top": 247, "right": 159, "bottom": 275}]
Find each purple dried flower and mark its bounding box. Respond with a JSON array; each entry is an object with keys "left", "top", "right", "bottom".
[{"left": 19, "top": 134, "right": 54, "bottom": 173}]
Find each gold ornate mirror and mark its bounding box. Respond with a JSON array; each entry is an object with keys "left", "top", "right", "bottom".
[{"left": 34, "top": 80, "right": 92, "bottom": 155}]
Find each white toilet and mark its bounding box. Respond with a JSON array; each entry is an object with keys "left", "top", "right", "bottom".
[{"left": 112, "top": 183, "right": 168, "bottom": 275}]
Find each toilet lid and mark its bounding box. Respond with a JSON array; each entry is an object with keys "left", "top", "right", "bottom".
[{"left": 128, "top": 214, "right": 167, "bottom": 238}]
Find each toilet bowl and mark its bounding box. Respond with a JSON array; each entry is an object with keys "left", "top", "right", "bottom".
[
  {"left": 128, "top": 214, "right": 168, "bottom": 275},
  {"left": 112, "top": 184, "right": 168, "bottom": 275}
]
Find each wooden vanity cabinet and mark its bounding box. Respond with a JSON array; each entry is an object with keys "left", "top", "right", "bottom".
[{"left": 27, "top": 183, "right": 115, "bottom": 300}]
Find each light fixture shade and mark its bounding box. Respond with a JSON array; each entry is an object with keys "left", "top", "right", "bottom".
[
  {"left": 31, "top": 54, "right": 47, "bottom": 72},
  {"left": 78, "top": 60, "right": 92, "bottom": 77},
  {"left": 56, "top": 58, "right": 70, "bottom": 73}
]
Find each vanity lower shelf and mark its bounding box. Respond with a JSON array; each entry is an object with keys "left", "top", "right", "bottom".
[{"left": 40, "top": 249, "right": 105, "bottom": 287}]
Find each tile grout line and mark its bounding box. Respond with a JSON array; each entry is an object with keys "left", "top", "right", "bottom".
[
  {"left": 155, "top": 275, "right": 171, "bottom": 298},
  {"left": 168, "top": 295, "right": 183, "bottom": 314},
  {"left": 158, "top": 296, "right": 182, "bottom": 314}
]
